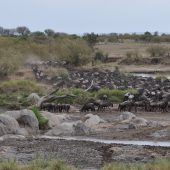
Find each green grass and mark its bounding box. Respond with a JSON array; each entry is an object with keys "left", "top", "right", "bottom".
[
  {"left": 31, "top": 106, "right": 48, "bottom": 130},
  {"left": 1, "top": 159, "right": 170, "bottom": 170},
  {"left": 103, "top": 159, "right": 170, "bottom": 170},
  {"left": 0, "top": 160, "right": 76, "bottom": 170},
  {"left": 54, "top": 88, "right": 137, "bottom": 104},
  {"left": 0, "top": 80, "right": 45, "bottom": 108}
]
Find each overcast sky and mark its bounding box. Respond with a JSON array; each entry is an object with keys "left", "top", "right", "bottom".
[{"left": 0, "top": 0, "right": 169, "bottom": 34}]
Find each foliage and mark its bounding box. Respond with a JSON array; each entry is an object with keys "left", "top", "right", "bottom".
[
  {"left": 0, "top": 36, "right": 93, "bottom": 76},
  {"left": 31, "top": 106, "right": 48, "bottom": 130},
  {"left": 54, "top": 88, "right": 137, "bottom": 104}
]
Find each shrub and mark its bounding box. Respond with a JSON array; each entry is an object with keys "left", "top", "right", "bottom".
[
  {"left": 31, "top": 106, "right": 48, "bottom": 130},
  {"left": 147, "top": 45, "right": 168, "bottom": 57}
]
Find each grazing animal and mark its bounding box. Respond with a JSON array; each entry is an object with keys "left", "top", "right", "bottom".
[
  {"left": 81, "top": 103, "right": 95, "bottom": 112},
  {"left": 97, "top": 102, "right": 113, "bottom": 111},
  {"left": 118, "top": 100, "right": 133, "bottom": 112}
]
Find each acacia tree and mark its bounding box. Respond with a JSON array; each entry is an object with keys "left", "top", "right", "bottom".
[
  {"left": 16, "top": 26, "right": 30, "bottom": 36},
  {"left": 44, "top": 29, "right": 55, "bottom": 37}
]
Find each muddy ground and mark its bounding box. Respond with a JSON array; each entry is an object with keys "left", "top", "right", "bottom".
[
  {"left": 1, "top": 137, "right": 170, "bottom": 170},
  {"left": 69, "top": 107, "right": 170, "bottom": 141}
]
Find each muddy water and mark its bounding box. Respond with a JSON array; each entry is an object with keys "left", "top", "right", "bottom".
[{"left": 39, "top": 135, "right": 170, "bottom": 147}]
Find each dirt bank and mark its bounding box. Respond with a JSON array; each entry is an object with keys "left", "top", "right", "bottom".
[{"left": 0, "top": 137, "right": 170, "bottom": 169}]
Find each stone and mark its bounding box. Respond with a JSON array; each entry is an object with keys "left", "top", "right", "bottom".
[
  {"left": 84, "top": 114, "right": 105, "bottom": 128},
  {"left": 0, "top": 114, "right": 20, "bottom": 136}
]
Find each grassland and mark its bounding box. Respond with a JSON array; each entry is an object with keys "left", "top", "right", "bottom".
[
  {"left": 95, "top": 40, "right": 170, "bottom": 58},
  {"left": 1, "top": 159, "right": 170, "bottom": 170}
]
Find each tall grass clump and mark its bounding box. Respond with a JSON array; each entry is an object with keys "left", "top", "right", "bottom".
[{"left": 31, "top": 106, "right": 48, "bottom": 129}]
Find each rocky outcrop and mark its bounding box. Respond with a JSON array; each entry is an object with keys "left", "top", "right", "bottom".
[
  {"left": 0, "top": 109, "right": 39, "bottom": 136},
  {"left": 0, "top": 114, "right": 20, "bottom": 136}
]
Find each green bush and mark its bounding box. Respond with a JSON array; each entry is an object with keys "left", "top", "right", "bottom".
[{"left": 31, "top": 106, "right": 48, "bottom": 130}]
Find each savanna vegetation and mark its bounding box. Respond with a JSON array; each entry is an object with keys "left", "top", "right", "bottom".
[
  {"left": 0, "top": 80, "right": 45, "bottom": 108},
  {"left": 0, "top": 79, "right": 137, "bottom": 108},
  {"left": 103, "top": 159, "right": 170, "bottom": 170},
  {"left": 1, "top": 26, "right": 170, "bottom": 77},
  {"left": 1, "top": 159, "right": 170, "bottom": 170}
]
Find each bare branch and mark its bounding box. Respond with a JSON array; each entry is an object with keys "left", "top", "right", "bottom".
[{"left": 85, "top": 80, "right": 94, "bottom": 92}]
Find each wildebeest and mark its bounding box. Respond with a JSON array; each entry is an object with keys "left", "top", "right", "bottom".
[
  {"left": 118, "top": 100, "right": 134, "bottom": 112},
  {"left": 80, "top": 103, "right": 95, "bottom": 112},
  {"left": 97, "top": 101, "right": 113, "bottom": 111}
]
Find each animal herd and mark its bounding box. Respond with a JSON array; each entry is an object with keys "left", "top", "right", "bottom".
[
  {"left": 40, "top": 103, "right": 70, "bottom": 113},
  {"left": 118, "top": 89, "right": 170, "bottom": 113},
  {"left": 40, "top": 89, "right": 170, "bottom": 113}
]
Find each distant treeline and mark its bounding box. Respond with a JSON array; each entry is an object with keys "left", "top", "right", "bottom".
[{"left": 1, "top": 26, "right": 170, "bottom": 43}]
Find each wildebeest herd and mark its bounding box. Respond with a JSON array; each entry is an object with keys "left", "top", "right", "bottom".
[
  {"left": 40, "top": 103, "right": 70, "bottom": 113},
  {"left": 118, "top": 89, "right": 170, "bottom": 113},
  {"left": 33, "top": 60, "right": 170, "bottom": 113},
  {"left": 80, "top": 100, "right": 113, "bottom": 112}
]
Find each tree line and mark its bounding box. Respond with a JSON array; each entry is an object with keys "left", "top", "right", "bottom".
[{"left": 1, "top": 26, "right": 170, "bottom": 43}]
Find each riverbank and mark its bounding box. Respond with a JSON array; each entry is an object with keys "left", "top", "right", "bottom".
[{"left": 1, "top": 136, "right": 170, "bottom": 169}]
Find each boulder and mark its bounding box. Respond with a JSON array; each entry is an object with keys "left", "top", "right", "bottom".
[
  {"left": 41, "top": 111, "right": 70, "bottom": 128},
  {"left": 73, "top": 122, "right": 91, "bottom": 136},
  {"left": 0, "top": 114, "right": 20, "bottom": 136},
  {"left": 45, "top": 121, "right": 81, "bottom": 136},
  {"left": 128, "top": 117, "right": 148, "bottom": 129},
  {"left": 84, "top": 114, "right": 105, "bottom": 128},
  {"left": 5, "top": 109, "right": 39, "bottom": 135},
  {"left": 119, "top": 112, "right": 136, "bottom": 123}
]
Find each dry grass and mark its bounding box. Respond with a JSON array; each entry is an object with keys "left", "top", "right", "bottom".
[{"left": 95, "top": 40, "right": 170, "bottom": 58}]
